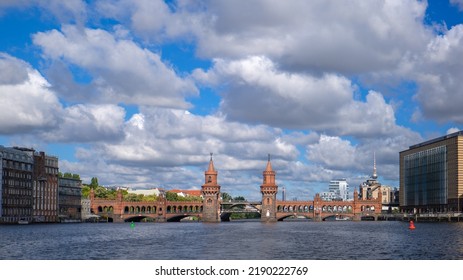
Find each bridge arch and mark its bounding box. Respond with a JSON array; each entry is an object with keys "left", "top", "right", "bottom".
[
  {"left": 277, "top": 213, "right": 312, "bottom": 221},
  {"left": 166, "top": 214, "right": 200, "bottom": 222},
  {"left": 124, "top": 215, "right": 151, "bottom": 222},
  {"left": 223, "top": 202, "right": 260, "bottom": 212}
]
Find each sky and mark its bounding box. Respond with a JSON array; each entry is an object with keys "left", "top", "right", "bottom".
[{"left": 0, "top": 0, "right": 463, "bottom": 201}]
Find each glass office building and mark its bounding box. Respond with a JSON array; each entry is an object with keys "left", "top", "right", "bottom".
[{"left": 400, "top": 131, "right": 463, "bottom": 213}]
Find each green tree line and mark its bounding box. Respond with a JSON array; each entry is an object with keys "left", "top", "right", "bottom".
[
  {"left": 80, "top": 177, "right": 248, "bottom": 205},
  {"left": 81, "top": 177, "right": 201, "bottom": 202}
]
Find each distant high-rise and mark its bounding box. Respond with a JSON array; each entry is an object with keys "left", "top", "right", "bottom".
[{"left": 328, "top": 179, "right": 349, "bottom": 201}]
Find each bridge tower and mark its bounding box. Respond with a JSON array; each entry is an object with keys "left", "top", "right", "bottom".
[
  {"left": 261, "top": 155, "right": 278, "bottom": 222},
  {"left": 201, "top": 153, "right": 221, "bottom": 222}
]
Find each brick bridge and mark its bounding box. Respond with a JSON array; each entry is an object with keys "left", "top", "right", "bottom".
[{"left": 90, "top": 156, "right": 382, "bottom": 222}]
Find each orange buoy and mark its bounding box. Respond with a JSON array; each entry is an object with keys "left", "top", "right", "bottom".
[{"left": 409, "top": 220, "right": 416, "bottom": 230}]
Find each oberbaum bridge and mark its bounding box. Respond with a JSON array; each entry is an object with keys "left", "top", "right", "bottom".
[{"left": 90, "top": 155, "right": 383, "bottom": 223}]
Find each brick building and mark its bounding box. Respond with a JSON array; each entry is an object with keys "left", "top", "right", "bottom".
[{"left": 33, "top": 152, "right": 59, "bottom": 222}]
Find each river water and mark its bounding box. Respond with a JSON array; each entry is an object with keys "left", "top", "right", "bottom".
[{"left": 1, "top": 220, "right": 463, "bottom": 260}]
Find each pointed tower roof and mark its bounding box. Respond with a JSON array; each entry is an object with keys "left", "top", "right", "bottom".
[
  {"left": 208, "top": 152, "right": 215, "bottom": 172},
  {"left": 265, "top": 154, "right": 273, "bottom": 172}
]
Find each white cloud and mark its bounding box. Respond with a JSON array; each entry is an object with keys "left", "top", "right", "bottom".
[
  {"left": 108, "top": 0, "right": 431, "bottom": 75},
  {"left": 412, "top": 24, "right": 463, "bottom": 123},
  {"left": 0, "top": 53, "right": 129, "bottom": 142},
  {"left": 281, "top": 131, "right": 320, "bottom": 147},
  {"left": 306, "top": 129, "right": 421, "bottom": 182},
  {"left": 336, "top": 91, "right": 397, "bottom": 136},
  {"left": 67, "top": 107, "right": 301, "bottom": 196},
  {"left": 41, "top": 104, "right": 126, "bottom": 142},
  {"left": 447, "top": 127, "right": 460, "bottom": 135},
  {"left": 33, "top": 25, "right": 198, "bottom": 108},
  {"left": 1, "top": 0, "right": 441, "bottom": 200},
  {"left": 94, "top": 0, "right": 197, "bottom": 41},
  {"left": 451, "top": 0, "right": 463, "bottom": 11},
  {"left": 195, "top": 56, "right": 405, "bottom": 138},
  {"left": 307, "top": 135, "right": 357, "bottom": 170},
  {"left": 0, "top": 0, "right": 86, "bottom": 23},
  {"left": 98, "top": 107, "right": 296, "bottom": 166},
  {"left": 0, "top": 53, "right": 62, "bottom": 134},
  {"left": 207, "top": 0, "right": 430, "bottom": 74},
  {"left": 40, "top": 0, "right": 87, "bottom": 24},
  {"left": 0, "top": 53, "right": 29, "bottom": 84}
]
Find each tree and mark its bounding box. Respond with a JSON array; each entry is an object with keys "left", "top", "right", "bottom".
[
  {"left": 142, "top": 194, "right": 158, "bottom": 202},
  {"left": 59, "top": 172, "right": 81, "bottom": 180},
  {"left": 81, "top": 185, "right": 90, "bottom": 198},
  {"left": 90, "top": 177, "right": 99, "bottom": 189},
  {"left": 222, "top": 192, "right": 232, "bottom": 202},
  {"left": 124, "top": 193, "right": 142, "bottom": 202},
  {"left": 93, "top": 186, "right": 117, "bottom": 199},
  {"left": 233, "top": 196, "right": 246, "bottom": 201},
  {"left": 166, "top": 192, "right": 179, "bottom": 201}
]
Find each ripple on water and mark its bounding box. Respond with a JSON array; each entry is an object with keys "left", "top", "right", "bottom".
[{"left": 1, "top": 221, "right": 463, "bottom": 259}]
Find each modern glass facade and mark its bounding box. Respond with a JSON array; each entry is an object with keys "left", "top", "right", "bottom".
[{"left": 403, "top": 145, "right": 447, "bottom": 207}]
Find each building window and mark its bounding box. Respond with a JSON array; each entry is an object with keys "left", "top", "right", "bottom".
[{"left": 404, "top": 145, "right": 447, "bottom": 207}]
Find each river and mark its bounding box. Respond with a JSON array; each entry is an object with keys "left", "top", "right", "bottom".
[{"left": 1, "top": 220, "right": 463, "bottom": 260}]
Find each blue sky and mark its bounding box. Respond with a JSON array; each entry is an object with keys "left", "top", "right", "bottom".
[{"left": 1, "top": 0, "right": 463, "bottom": 200}]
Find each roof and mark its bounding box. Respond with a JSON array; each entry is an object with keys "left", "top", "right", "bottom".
[
  {"left": 408, "top": 130, "right": 463, "bottom": 150},
  {"left": 207, "top": 153, "right": 216, "bottom": 172},
  {"left": 265, "top": 154, "right": 274, "bottom": 172},
  {"left": 169, "top": 189, "right": 202, "bottom": 197}
]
